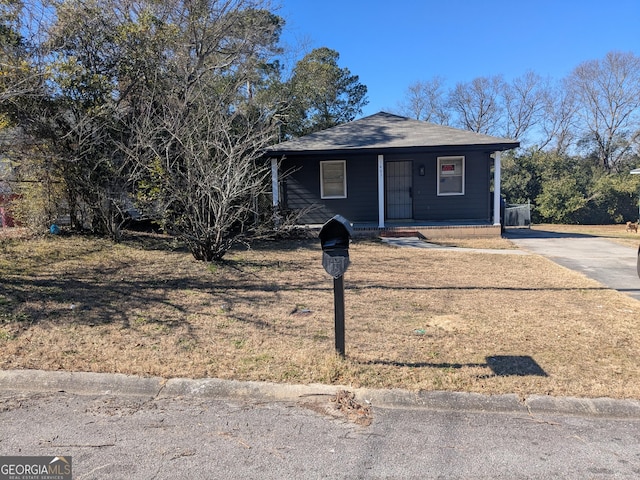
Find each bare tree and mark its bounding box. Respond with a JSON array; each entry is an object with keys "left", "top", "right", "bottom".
[
  {"left": 131, "top": 87, "right": 277, "bottom": 261},
  {"left": 7, "top": 0, "right": 282, "bottom": 254},
  {"left": 502, "top": 71, "right": 548, "bottom": 142},
  {"left": 125, "top": 0, "right": 281, "bottom": 261},
  {"left": 569, "top": 51, "right": 640, "bottom": 171},
  {"left": 398, "top": 76, "right": 450, "bottom": 124},
  {"left": 535, "top": 78, "right": 577, "bottom": 154},
  {"left": 448, "top": 75, "right": 505, "bottom": 135}
]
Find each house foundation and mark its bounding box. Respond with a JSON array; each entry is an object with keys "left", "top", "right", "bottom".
[{"left": 351, "top": 222, "right": 502, "bottom": 239}]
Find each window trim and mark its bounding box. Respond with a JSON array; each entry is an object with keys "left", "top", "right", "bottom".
[
  {"left": 437, "top": 156, "right": 465, "bottom": 196},
  {"left": 320, "top": 160, "right": 347, "bottom": 199}
]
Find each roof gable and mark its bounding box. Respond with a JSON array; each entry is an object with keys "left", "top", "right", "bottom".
[{"left": 267, "top": 112, "right": 519, "bottom": 154}]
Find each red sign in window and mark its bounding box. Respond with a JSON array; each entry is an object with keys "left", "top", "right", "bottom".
[{"left": 441, "top": 164, "right": 456, "bottom": 173}]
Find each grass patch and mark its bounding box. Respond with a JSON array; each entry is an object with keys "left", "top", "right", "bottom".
[
  {"left": 0, "top": 329, "right": 14, "bottom": 341},
  {"left": 1, "top": 228, "right": 640, "bottom": 399}
]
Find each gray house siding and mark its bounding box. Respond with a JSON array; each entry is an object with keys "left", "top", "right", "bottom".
[
  {"left": 281, "top": 150, "right": 492, "bottom": 224},
  {"left": 282, "top": 154, "right": 378, "bottom": 224},
  {"left": 406, "top": 151, "right": 491, "bottom": 222}
]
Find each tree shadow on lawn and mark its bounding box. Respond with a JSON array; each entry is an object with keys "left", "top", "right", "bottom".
[
  {"left": 120, "top": 231, "right": 188, "bottom": 253},
  {"left": 1, "top": 267, "right": 610, "bottom": 334},
  {"left": 348, "top": 285, "right": 609, "bottom": 293},
  {"left": 361, "top": 355, "right": 548, "bottom": 377},
  {"left": 0, "top": 271, "right": 327, "bottom": 332},
  {"left": 0, "top": 276, "right": 190, "bottom": 328},
  {"left": 238, "top": 237, "right": 320, "bottom": 253}
]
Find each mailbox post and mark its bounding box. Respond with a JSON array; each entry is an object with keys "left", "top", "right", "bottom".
[{"left": 319, "top": 215, "right": 354, "bottom": 358}]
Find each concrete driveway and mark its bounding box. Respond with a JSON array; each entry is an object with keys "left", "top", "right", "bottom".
[{"left": 504, "top": 228, "right": 640, "bottom": 302}]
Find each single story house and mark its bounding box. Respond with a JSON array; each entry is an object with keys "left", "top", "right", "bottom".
[{"left": 265, "top": 112, "right": 519, "bottom": 236}]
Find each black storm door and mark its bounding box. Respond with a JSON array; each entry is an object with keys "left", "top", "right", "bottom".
[{"left": 385, "top": 161, "right": 413, "bottom": 220}]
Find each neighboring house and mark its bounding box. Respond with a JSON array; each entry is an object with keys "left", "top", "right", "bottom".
[{"left": 265, "top": 112, "right": 519, "bottom": 236}]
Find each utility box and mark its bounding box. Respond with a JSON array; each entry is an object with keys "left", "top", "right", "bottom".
[{"left": 319, "top": 215, "right": 353, "bottom": 279}]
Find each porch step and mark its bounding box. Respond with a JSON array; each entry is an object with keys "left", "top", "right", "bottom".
[{"left": 378, "top": 229, "right": 420, "bottom": 238}]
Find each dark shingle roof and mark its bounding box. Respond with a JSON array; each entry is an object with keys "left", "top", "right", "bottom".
[{"left": 267, "top": 112, "right": 519, "bottom": 155}]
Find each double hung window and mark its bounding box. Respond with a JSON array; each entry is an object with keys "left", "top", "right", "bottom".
[
  {"left": 437, "top": 156, "right": 464, "bottom": 195},
  {"left": 320, "top": 160, "right": 347, "bottom": 199}
]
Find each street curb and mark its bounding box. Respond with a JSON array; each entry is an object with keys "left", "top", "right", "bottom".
[
  {"left": 0, "top": 369, "right": 165, "bottom": 398},
  {"left": 2, "top": 369, "right": 640, "bottom": 419},
  {"left": 525, "top": 394, "right": 640, "bottom": 418}
]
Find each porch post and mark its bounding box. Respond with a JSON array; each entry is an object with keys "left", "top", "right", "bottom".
[
  {"left": 271, "top": 157, "right": 280, "bottom": 227},
  {"left": 271, "top": 157, "right": 279, "bottom": 208},
  {"left": 493, "top": 151, "right": 501, "bottom": 226},
  {"left": 378, "top": 154, "right": 385, "bottom": 228}
]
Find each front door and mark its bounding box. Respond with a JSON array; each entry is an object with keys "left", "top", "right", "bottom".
[{"left": 385, "top": 161, "right": 413, "bottom": 220}]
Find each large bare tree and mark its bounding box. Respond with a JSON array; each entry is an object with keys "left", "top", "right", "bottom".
[
  {"left": 398, "top": 76, "right": 450, "bottom": 124},
  {"left": 569, "top": 51, "right": 640, "bottom": 171},
  {"left": 502, "top": 71, "right": 548, "bottom": 143},
  {"left": 10, "top": 0, "right": 282, "bottom": 257},
  {"left": 536, "top": 79, "right": 577, "bottom": 154},
  {"left": 448, "top": 75, "right": 505, "bottom": 135},
  {"left": 124, "top": 0, "right": 282, "bottom": 261}
]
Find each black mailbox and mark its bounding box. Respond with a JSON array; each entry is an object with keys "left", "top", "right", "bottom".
[
  {"left": 319, "top": 215, "right": 353, "bottom": 251},
  {"left": 319, "top": 215, "right": 353, "bottom": 278},
  {"left": 319, "top": 215, "right": 353, "bottom": 358}
]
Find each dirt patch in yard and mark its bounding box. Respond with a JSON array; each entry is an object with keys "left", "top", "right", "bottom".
[{"left": 1, "top": 229, "right": 640, "bottom": 400}]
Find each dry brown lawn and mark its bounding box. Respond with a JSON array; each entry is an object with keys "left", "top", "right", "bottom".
[{"left": 1, "top": 226, "right": 640, "bottom": 400}]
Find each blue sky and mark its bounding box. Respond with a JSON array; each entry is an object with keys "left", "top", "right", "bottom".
[{"left": 277, "top": 0, "right": 640, "bottom": 117}]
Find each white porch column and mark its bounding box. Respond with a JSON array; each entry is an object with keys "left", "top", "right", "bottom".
[
  {"left": 271, "top": 157, "right": 280, "bottom": 228},
  {"left": 271, "top": 157, "right": 279, "bottom": 207},
  {"left": 493, "top": 151, "right": 501, "bottom": 226},
  {"left": 378, "top": 154, "right": 385, "bottom": 228}
]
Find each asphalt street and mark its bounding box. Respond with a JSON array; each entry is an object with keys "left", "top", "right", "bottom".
[
  {"left": 2, "top": 386, "right": 640, "bottom": 479},
  {"left": 1, "top": 371, "right": 640, "bottom": 479}
]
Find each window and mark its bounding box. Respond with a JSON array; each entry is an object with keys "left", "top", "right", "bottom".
[
  {"left": 437, "top": 156, "right": 464, "bottom": 195},
  {"left": 320, "top": 160, "right": 347, "bottom": 199}
]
